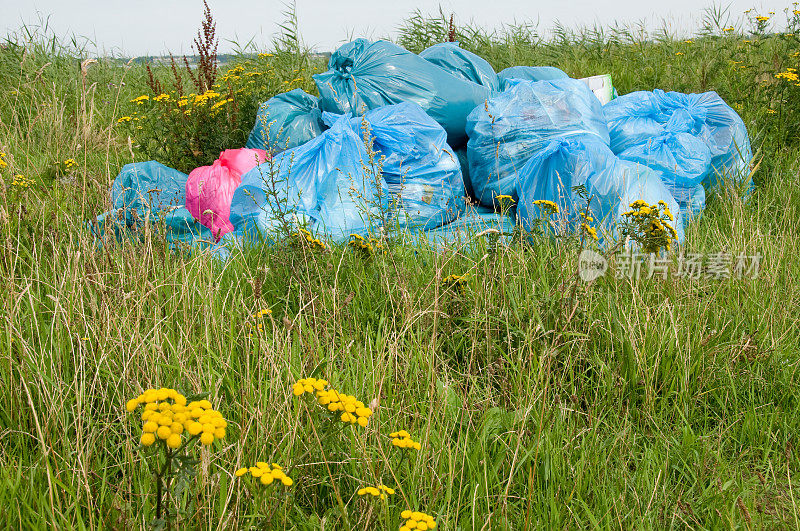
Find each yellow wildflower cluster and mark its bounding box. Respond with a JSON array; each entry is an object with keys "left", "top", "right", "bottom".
[
  {"left": 723, "top": 27, "right": 735, "bottom": 32},
  {"left": 390, "top": 430, "right": 421, "bottom": 450},
  {"left": 443, "top": 274, "right": 467, "bottom": 286},
  {"left": 357, "top": 484, "right": 395, "bottom": 499},
  {"left": 494, "top": 194, "right": 515, "bottom": 209},
  {"left": 220, "top": 64, "right": 247, "bottom": 82},
  {"left": 235, "top": 462, "right": 293, "bottom": 486},
  {"left": 400, "top": 510, "right": 437, "bottom": 531},
  {"left": 56, "top": 158, "right": 79, "bottom": 174},
  {"left": 0, "top": 152, "right": 7, "bottom": 169},
  {"left": 153, "top": 93, "right": 171, "bottom": 103},
  {"left": 130, "top": 95, "right": 150, "bottom": 105},
  {"left": 11, "top": 174, "right": 34, "bottom": 188},
  {"left": 348, "top": 233, "right": 386, "bottom": 255},
  {"left": 442, "top": 274, "right": 468, "bottom": 294},
  {"left": 126, "top": 388, "right": 227, "bottom": 448},
  {"left": 580, "top": 211, "right": 598, "bottom": 242},
  {"left": 755, "top": 15, "right": 770, "bottom": 22},
  {"left": 210, "top": 98, "right": 233, "bottom": 111},
  {"left": 622, "top": 200, "right": 678, "bottom": 253},
  {"left": 117, "top": 116, "right": 133, "bottom": 123},
  {"left": 532, "top": 199, "right": 559, "bottom": 214},
  {"left": 293, "top": 228, "right": 326, "bottom": 250},
  {"left": 247, "top": 309, "right": 272, "bottom": 335},
  {"left": 292, "top": 378, "right": 373, "bottom": 427},
  {"left": 775, "top": 68, "right": 800, "bottom": 84},
  {"left": 675, "top": 52, "right": 684, "bottom": 56}
]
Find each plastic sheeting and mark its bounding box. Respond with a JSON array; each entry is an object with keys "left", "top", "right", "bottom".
[
  {"left": 246, "top": 89, "right": 325, "bottom": 152},
  {"left": 497, "top": 66, "right": 569, "bottom": 89},
  {"left": 185, "top": 148, "right": 268, "bottom": 240},
  {"left": 313, "top": 39, "right": 491, "bottom": 147},
  {"left": 229, "top": 102, "right": 465, "bottom": 243},
  {"left": 604, "top": 89, "right": 752, "bottom": 190},
  {"left": 92, "top": 160, "right": 212, "bottom": 246},
  {"left": 516, "top": 135, "right": 684, "bottom": 243},
  {"left": 321, "top": 102, "right": 466, "bottom": 231},
  {"left": 419, "top": 42, "right": 501, "bottom": 91},
  {"left": 465, "top": 78, "right": 610, "bottom": 207},
  {"left": 616, "top": 131, "right": 711, "bottom": 219}
]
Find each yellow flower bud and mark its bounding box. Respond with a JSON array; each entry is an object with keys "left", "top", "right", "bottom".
[
  {"left": 200, "top": 432, "right": 214, "bottom": 445},
  {"left": 260, "top": 473, "right": 274, "bottom": 485},
  {"left": 166, "top": 434, "right": 181, "bottom": 449},
  {"left": 235, "top": 468, "right": 248, "bottom": 477},
  {"left": 157, "top": 426, "right": 172, "bottom": 440},
  {"left": 126, "top": 399, "right": 139, "bottom": 412},
  {"left": 141, "top": 433, "right": 156, "bottom": 446},
  {"left": 281, "top": 476, "right": 293, "bottom": 486}
]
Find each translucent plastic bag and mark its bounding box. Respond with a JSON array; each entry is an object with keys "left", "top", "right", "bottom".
[
  {"left": 420, "top": 204, "right": 516, "bottom": 248},
  {"left": 497, "top": 66, "right": 568, "bottom": 89},
  {"left": 185, "top": 148, "right": 268, "bottom": 241},
  {"left": 246, "top": 89, "right": 325, "bottom": 152},
  {"left": 419, "top": 42, "right": 500, "bottom": 90},
  {"left": 313, "top": 39, "right": 491, "bottom": 146},
  {"left": 230, "top": 102, "right": 465, "bottom": 245},
  {"left": 230, "top": 113, "right": 384, "bottom": 243},
  {"left": 604, "top": 89, "right": 752, "bottom": 189},
  {"left": 92, "top": 160, "right": 211, "bottom": 246},
  {"left": 516, "top": 135, "right": 684, "bottom": 243},
  {"left": 616, "top": 130, "right": 711, "bottom": 219},
  {"left": 321, "top": 102, "right": 466, "bottom": 231},
  {"left": 465, "top": 78, "right": 609, "bottom": 206}
]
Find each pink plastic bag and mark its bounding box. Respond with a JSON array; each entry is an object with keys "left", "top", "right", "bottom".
[{"left": 185, "top": 148, "right": 268, "bottom": 240}]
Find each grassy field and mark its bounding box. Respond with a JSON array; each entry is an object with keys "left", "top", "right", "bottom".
[{"left": 1, "top": 4, "right": 799, "bottom": 529}]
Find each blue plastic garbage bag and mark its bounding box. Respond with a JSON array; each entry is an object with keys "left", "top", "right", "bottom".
[
  {"left": 91, "top": 160, "right": 212, "bottom": 245},
  {"left": 398, "top": 204, "right": 515, "bottom": 250},
  {"left": 419, "top": 42, "right": 500, "bottom": 91},
  {"left": 230, "top": 113, "right": 384, "bottom": 243},
  {"left": 454, "top": 147, "right": 474, "bottom": 199},
  {"left": 465, "top": 78, "right": 609, "bottom": 207},
  {"left": 498, "top": 66, "right": 569, "bottom": 89},
  {"left": 604, "top": 89, "right": 752, "bottom": 190},
  {"left": 516, "top": 135, "right": 684, "bottom": 244},
  {"left": 246, "top": 89, "right": 325, "bottom": 152},
  {"left": 616, "top": 130, "right": 711, "bottom": 219},
  {"left": 313, "top": 39, "right": 491, "bottom": 147},
  {"left": 321, "top": 102, "right": 466, "bottom": 231}
]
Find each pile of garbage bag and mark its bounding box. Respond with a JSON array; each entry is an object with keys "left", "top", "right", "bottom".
[{"left": 91, "top": 39, "right": 752, "bottom": 257}]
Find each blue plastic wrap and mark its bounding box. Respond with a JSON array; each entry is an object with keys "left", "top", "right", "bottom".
[
  {"left": 465, "top": 78, "right": 610, "bottom": 207},
  {"left": 92, "top": 161, "right": 212, "bottom": 245},
  {"left": 231, "top": 114, "right": 382, "bottom": 243},
  {"left": 313, "top": 39, "right": 491, "bottom": 147},
  {"left": 497, "top": 66, "right": 569, "bottom": 89},
  {"left": 321, "top": 102, "right": 466, "bottom": 231},
  {"left": 617, "top": 130, "right": 711, "bottom": 219},
  {"left": 604, "top": 89, "right": 752, "bottom": 190},
  {"left": 516, "top": 136, "right": 684, "bottom": 244},
  {"left": 229, "top": 102, "right": 464, "bottom": 244},
  {"left": 403, "top": 204, "right": 516, "bottom": 249},
  {"left": 419, "top": 42, "right": 501, "bottom": 90},
  {"left": 246, "top": 89, "right": 325, "bottom": 152}
]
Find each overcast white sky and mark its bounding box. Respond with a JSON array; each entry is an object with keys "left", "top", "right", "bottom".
[{"left": 0, "top": 0, "right": 789, "bottom": 56}]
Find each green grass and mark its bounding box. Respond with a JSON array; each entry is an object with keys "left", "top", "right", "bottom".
[{"left": 1, "top": 5, "right": 800, "bottom": 529}]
